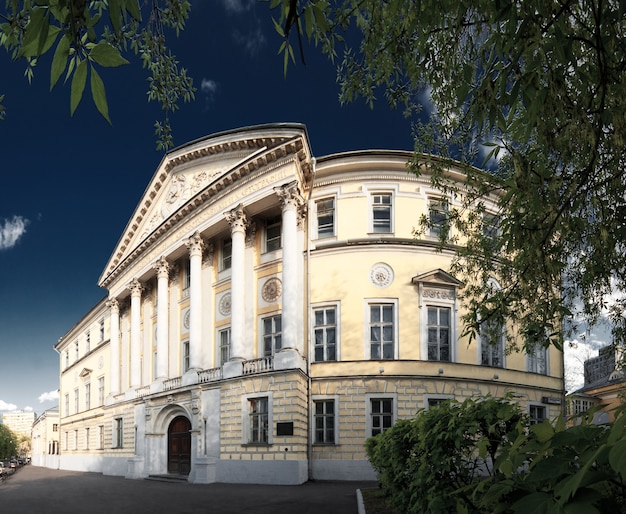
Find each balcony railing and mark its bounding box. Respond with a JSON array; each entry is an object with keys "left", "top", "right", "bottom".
[
  {"left": 242, "top": 356, "right": 273, "bottom": 375},
  {"left": 163, "top": 376, "right": 182, "bottom": 391},
  {"left": 198, "top": 367, "right": 222, "bottom": 383},
  {"left": 136, "top": 385, "right": 151, "bottom": 397}
]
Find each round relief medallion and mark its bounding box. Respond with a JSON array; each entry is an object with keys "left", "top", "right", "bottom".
[
  {"left": 219, "top": 292, "right": 232, "bottom": 316},
  {"left": 370, "top": 263, "right": 394, "bottom": 288},
  {"left": 183, "top": 309, "right": 191, "bottom": 330},
  {"left": 262, "top": 277, "right": 282, "bottom": 303}
]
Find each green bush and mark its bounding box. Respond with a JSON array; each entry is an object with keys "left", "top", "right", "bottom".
[
  {"left": 365, "top": 395, "right": 524, "bottom": 514},
  {"left": 366, "top": 397, "right": 626, "bottom": 514}
]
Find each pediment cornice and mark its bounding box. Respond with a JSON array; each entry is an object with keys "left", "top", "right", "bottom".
[
  {"left": 411, "top": 268, "right": 464, "bottom": 288},
  {"left": 99, "top": 130, "right": 312, "bottom": 290}
]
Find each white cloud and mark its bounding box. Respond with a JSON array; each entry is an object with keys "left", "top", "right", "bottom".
[
  {"left": 221, "top": 0, "right": 255, "bottom": 13},
  {"left": 0, "top": 215, "right": 29, "bottom": 250},
  {"left": 23, "top": 406, "right": 33, "bottom": 412},
  {"left": 38, "top": 390, "right": 59, "bottom": 403},
  {"left": 201, "top": 78, "right": 218, "bottom": 95},
  {"left": 232, "top": 25, "right": 266, "bottom": 56},
  {"left": 0, "top": 400, "right": 17, "bottom": 411}
]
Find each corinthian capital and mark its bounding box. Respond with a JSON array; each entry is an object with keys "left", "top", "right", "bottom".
[
  {"left": 106, "top": 297, "right": 119, "bottom": 314},
  {"left": 225, "top": 204, "right": 248, "bottom": 233},
  {"left": 153, "top": 256, "right": 170, "bottom": 279},
  {"left": 185, "top": 232, "right": 205, "bottom": 257},
  {"left": 129, "top": 278, "right": 143, "bottom": 297},
  {"left": 275, "top": 181, "right": 304, "bottom": 211}
]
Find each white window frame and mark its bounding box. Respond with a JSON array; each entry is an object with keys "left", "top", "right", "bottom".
[
  {"left": 315, "top": 196, "right": 336, "bottom": 239},
  {"left": 479, "top": 318, "right": 506, "bottom": 368},
  {"left": 84, "top": 382, "right": 91, "bottom": 411},
  {"left": 74, "top": 388, "right": 79, "bottom": 414},
  {"left": 369, "top": 191, "right": 394, "bottom": 234},
  {"left": 241, "top": 391, "right": 274, "bottom": 445},
  {"left": 528, "top": 403, "right": 547, "bottom": 425},
  {"left": 220, "top": 237, "right": 232, "bottom": 271},
  {"left": 182, "top": 340, "right": 190, "bottom": 373},
  {"left": 218, "top": 327, "right": 231, "bottom": 365},
  {"left": 98, "top": 376, "right": 105, "bottom": 407},
  {"left": 312, "top": 302, "right": 340, "bottom": 362},
  {"left": 264, "top": 216, "right": 282, "bottom": 254},
  {"left": 113, "top": 417, "right": 124, "bottom": 448},
  {"left": 424, "top": 394, "right": 454, "bottom": 410},
  {"left": 311, "top": 395, "right": 340, "bottom": 445},
  {"left": 365, "top": 394, "right": 398, "bottom": 438},
  {"left": 364, "top": 299, "right": 398, "bottom": 360},
  {"left": 182, "top": 259, "right": 191, "bottom": 298},
  {"left": 527, "top": 344, "right": 549, "bottom": 375},
  {"left": 419, "top": 286, "right": 458, "bottom": 363},
  {"left": 428, "top": 196, "right": 449, "bottom": 238},
  {"left": 260, "top": 313, "right": 282, "bottom": 357}
]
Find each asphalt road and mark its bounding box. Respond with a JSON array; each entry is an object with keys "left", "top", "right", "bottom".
[{"left": 0, "top": 465, "right": 376, "bottom": 514}]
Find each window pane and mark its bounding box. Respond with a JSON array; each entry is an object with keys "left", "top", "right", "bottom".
[
  {"left": 371, "top": 306, "right": 380, "bottom": 323},
  {"left": 382, "top": 305, "right": 393, "bottom": 322}
]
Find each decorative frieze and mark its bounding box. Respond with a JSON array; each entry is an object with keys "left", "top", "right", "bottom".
[{"left": 423, "top": 288, "right": 456, "bottom": 300}]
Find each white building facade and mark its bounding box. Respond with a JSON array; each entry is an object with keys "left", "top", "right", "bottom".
[{"left": 53, "top": 124, "right": 564, "bottom": 484}]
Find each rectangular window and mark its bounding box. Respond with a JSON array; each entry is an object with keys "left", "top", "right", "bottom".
[
  {"left": 570, "top": 398, "right": 594, "bottom": 416},
  {"left": 370, "top": 398, "right": 393, "bottom": 436},
  {"left": 86, "top": 332, "right": 90, "bottom": 353},
  {"left": 53, "top": 424, "right": 58, "bottom": 432},
  {"left": 75, "top": 341, "right": 79, "bottom": 361},
  {"left": 529, "top": 405, "right": 546, "bottom": 425},
  {"left": 99, "top": 319, "right": 105, "bottom": 342},
  {"left": 84, "top": 383, "right": 91, "bottom": 411},
  {"left": 527, "top": 345, "right": 547, "bottom": 374},
  {"left": 98, "top": 377, "right": 105, "bottom": 407},
  {"left": 480, "top": 319, "right": 504, "bottom": 368},
  {"left": 85, "top": 428, "right": 90, "bottom": 450},
  {"left": 64, "top": 394, "right": 69, "bottom": 416},
  {"left": 482, "top": 212, "right": 500, "bottom": 241},
  {"left": 74, "top": 389, "right": 79, "bottom": 414},
  {"left": 316, "top": 197, "right": 335, "bottom": 238},
  {"left": 65, "top": 350, "right": 69, "bottom": 368},
  {"left": 221, "top": 237, "right": 232, "bottom": 270},
  {"left": 64, "top": 432, "right": 68, "bottom": 451},
  {"left": 153, "top": 349, "right": 158, "bottom": 381},
  {"left": 314, "top": 307, "right": 337, "bottom": 362},
  {"left": 429, "top": 198, "right": 449, "bottom": 238},
  {"left": 182, "top": 259, "right": 191, "bottom": 292},
  {"left": 114, "top": 418, "right": 123, "bottom": 448},
  {"left": 182, "top": 341, "right": 190, "bottom": 373},
  {"left": 249, "top": 397, "right": 269, "bottom": 443},
  {"left": 372, "top": 193, "right": 392, "bottom": 233},
  {"left": 314, "top": 400, "right": 335, "bottom": 444},
  {"left": 99, "top": 425, "right": 104, "bottom": 450},
  {"left": 265, "top": 217, "right": 282, "bottom": 252},
  {"left": 369, "top": 304, "right": 394, "bottom": 360},
  {"left": 426, "top": 396, "right": 453, "bottom": 409},
  {"left": 74, "top": 430, "right": 78, "bottom": 450},
  {"left": 427, "top": 306, "right": 451, "bottom": 362},
  {"left": 219, "top": 328, "right": 231, "bottom": 365},
  {"left": 263, "top": 315, "right": 282, "bottom": 357}
]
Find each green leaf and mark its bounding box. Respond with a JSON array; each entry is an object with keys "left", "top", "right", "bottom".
[
  {"left": 70, "top": 59, "right": 87, "bottom": 116},
  {"left": 125, "top": 0, "right": 142, "bottom": 22},
  {"left": 109, "top": 0, "right": 122, "bottom": 35},
  {"left": 89, "top": 42, "right": 129, "bottom": 68},
  {"left": 609, "top": 438, "right": 626, "bottom": 479},
  {"left": 19, "top": 7, "right": 47, "bottom": 58},
  {"left": 511, "top": 492, "right": 559, "bottom": 514},
  {"left": 90, "top": 66, "right": 111, "bottom": 124},
  {"left": 50, "top": 33, "right": 70, "bottom": 90}
]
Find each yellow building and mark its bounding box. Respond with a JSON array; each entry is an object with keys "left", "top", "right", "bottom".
[
  {"left": 53, "top": 124, "right": 564, "bottom": 483},
  {"left": 31, "top": 407, "right": 60, "bottom": 467}
]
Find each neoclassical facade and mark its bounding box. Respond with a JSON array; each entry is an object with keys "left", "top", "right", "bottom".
[{"left": 53, "top": 124, "right": 564, "bottom": 484}]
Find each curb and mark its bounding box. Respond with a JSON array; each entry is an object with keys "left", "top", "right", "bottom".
[{"left": 356, "top": 488, "right": 366, "bottom": 514}]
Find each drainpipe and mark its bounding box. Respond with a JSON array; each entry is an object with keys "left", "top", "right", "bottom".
[{"left": 306, "top": 157, "right": 317, "bottom": 481}]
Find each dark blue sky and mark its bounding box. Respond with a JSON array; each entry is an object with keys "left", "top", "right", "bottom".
[{"left": 0, "top": 1, "right": 415, "bottom": 413}]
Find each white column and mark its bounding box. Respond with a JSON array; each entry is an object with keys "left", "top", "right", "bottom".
[
  {"left": 225, "top": 205, "right": 248, "bottom": 361},
  {"left": 185, "top": 233, "right": 205, "bottom": 371},
  {"left": 275, "top": 182, "right": 304, "bottom": 353},
  {"left": 107, "top": 298, "right": 120, "bottom": 396},
  {"left": 129, "top": 278, "right": 143, "bottom": 388},
  {"left": 153, "top": 257, "right": 170, "bottom": 380}
]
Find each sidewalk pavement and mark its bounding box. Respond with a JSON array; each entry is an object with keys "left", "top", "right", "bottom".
[{"left": 0, "top": 465, "right": 377, "bottom": 514}]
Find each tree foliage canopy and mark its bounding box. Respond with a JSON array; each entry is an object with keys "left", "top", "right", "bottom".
[
  {"left": 0, "top": 0, "right": 195, "bottom": 150},
  {"left": 273, "top": 0, "right": 626, "bottom": 353},
  {"left": 0, "top": 423, "right": 18, "bottom": 459}
]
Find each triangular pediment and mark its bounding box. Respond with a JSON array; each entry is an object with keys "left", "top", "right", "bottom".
[
  {"left": 98, "top": 124, "right": 312, "bottom": 288},
  {"left": 411, "top": 269, "right": 464, "bottom": 288},
  {"left": 79, "top": 368, "right": 92, "bottom": 378}
]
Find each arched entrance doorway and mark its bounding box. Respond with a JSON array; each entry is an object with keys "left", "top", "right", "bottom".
[{"left": 167, "top": 416, "right": 191, "bottom": 475}]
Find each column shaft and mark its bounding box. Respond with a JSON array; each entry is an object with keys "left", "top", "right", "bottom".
[
  {"left": 154, "top": 257, "right": 170, "bottom": 379},
  {"left": 107, "top": 298, "right": 120, "bottom": 395},
  {"left": 186, "top": 233, "right": 204, "bottom": 371},
  {"left": 129, "top": 279, "right": 143, "bottom": 388}
]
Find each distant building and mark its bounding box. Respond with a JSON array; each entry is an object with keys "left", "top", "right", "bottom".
[
  {"left": 2, "top": 410, "right": 36, "bottom": 438},
  {"left": 567, "top": 345, "right": 625, "bottom": 424},
  {"left": 52, "top": 124, "right": 564, "bottom": 484},
  {"left": 31, "top": 408, "right": 60, "bottom": 468}
]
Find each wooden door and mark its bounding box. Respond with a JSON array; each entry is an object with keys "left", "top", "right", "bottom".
[{"left": 167, "top": 416, "right": 191, "bottom": 475}]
